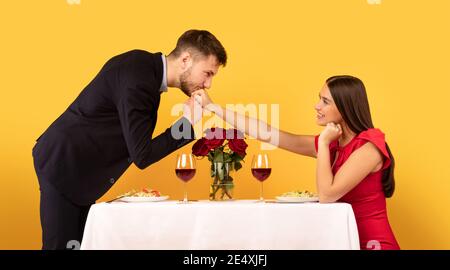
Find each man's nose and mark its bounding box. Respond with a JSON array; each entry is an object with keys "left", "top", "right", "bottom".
[{"left": 203, "top": 79, "right": 212, "bottom": 89}]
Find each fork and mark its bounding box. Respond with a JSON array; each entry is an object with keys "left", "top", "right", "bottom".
[
  {"left": 105, "top": 191, "right": 136, "bottom": 203},
  {"left": 105, "top": 195, "right": 128, "bottom": 203}
]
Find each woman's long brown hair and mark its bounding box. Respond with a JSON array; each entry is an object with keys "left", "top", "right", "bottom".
[{"left": 326, "top": 75, "right": 395, "bottom": 198}]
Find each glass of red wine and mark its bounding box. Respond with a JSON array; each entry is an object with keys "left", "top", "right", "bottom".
[
  {"left": 251, "top": 153, "right": 271, "bottom": 202},
  {"left": 175, "top": 153, "right": 196, "bottom": 203}
]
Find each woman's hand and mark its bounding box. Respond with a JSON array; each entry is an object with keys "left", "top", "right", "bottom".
[
  {"left": 182, "top": 94, "right": 203, "bottom": 125},
  {"left": 318, "top": 122, "right": 342, "bottom": 145},
  {"left": 192, "top": 89, "right": 214, "bottom": 111}
]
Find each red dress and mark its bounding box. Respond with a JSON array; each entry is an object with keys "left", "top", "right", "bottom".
[{"left": 315, "top": 128, "right": 400, "bottom": 250}]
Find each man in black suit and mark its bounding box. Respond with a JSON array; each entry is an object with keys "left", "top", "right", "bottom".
[{"left": 32, "top": 29, "right": 227, "bottom": 249}]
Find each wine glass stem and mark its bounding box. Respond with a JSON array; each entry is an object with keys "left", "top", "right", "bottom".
[
  {"left": 183, "top": 182, "right": 188, "bottom": 203},
  {"left": 260, "top": 182, "right": 264, "bottom": 201}
]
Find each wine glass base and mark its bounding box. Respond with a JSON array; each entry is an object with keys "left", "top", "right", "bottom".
[{"left": 177, "top": 200, "right": 199, "bottom": 204}]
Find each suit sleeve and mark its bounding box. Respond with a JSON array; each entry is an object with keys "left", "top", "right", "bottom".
[{"left": 116, "top": 60, "right": 195, "bottom": 169}]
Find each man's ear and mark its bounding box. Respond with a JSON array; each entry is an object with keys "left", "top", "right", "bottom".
[{"left": 180, "top": 51, "right": 192, "bottom": 71}]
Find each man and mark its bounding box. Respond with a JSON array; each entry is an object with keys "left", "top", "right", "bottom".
[{"left": 32, "top": 29, "right": 227, "bottom": 249}]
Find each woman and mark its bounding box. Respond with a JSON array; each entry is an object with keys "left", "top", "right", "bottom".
[{"left": 196, "top": 75, "right": 400, "bottom": 250}]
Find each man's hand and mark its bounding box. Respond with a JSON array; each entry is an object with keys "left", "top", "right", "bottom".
[{"left": 182, "top": 93, "right": 203, "bottom": 125}]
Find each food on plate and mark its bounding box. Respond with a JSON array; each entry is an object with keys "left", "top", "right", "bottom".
[
  {"left": 118, "top": 187, "right": 162, "bottom": 198},
  {"left": 279, "top": 190, "right": 317, "bottom": 198}
]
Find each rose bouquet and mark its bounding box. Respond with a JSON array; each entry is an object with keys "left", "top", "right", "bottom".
[{"left": 192, "top": 127, "right": 248, "bottom": 200}]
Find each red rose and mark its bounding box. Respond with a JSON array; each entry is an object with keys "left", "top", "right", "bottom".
[
  {"left": 205, "top": 127, "right": 226, "bottom": 140},
  {"left": 194, "top": 128, "right": 246, "bottom": 157},
  {"left": 205, "top": 138, "right": 225, "bottom": 150},
  {"left": 228, "top": 139, "right": 248, "bottom": 158},
  {"left": 192, "top": 138, "right": 210, "bottom": 156}
]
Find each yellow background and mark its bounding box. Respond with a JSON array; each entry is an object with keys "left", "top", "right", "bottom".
[{"left": 1, "top": 0, "right": 449, "bottom": 249}]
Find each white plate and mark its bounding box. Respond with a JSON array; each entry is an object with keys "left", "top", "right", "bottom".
[
  {"left": 275, "top": 196, "right": 319, "bottom": 203},
  {"left": 119, "top": 195, "right": 169, "bottom": 203}
]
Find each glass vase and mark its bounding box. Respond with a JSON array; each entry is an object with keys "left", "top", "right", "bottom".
[{"left": 209, "top": 161, "right": 234, "bottom": 200}]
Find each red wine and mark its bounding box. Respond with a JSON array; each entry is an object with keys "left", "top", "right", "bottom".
[
  {"left": 175, "top": 169, "right": 196, "bottom": 182},
  {"left": 251, "top": 168, "right": 271, "bottom": 182}
]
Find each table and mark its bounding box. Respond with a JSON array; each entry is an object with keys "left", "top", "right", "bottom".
[{"left": 80, "top": 200, "right": 359, "bottom": 250}]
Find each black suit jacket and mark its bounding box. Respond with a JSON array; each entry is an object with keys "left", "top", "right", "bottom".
[{"left": 32, "top": 50, "right": 194, "bottom": 205}]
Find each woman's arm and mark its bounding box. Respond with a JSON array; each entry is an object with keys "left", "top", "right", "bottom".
[
  {"left": 205, "top": 102, "right": 317, "bottom": 158},
  {"left": 316, "top": 123, "right": 383, "bottom": 203}
]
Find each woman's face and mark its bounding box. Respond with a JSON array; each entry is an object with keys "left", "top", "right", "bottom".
[{"left": 314, "top": 84, "right": 343, "bottom": 126}]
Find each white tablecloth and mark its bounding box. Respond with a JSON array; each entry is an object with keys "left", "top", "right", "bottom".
[{"left": 80, "top": 200, "right": 359, "bottom": 250}]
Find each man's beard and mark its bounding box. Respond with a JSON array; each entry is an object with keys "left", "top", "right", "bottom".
[{"left": 179, "top": 68, "right": 198, "bottom": 97}]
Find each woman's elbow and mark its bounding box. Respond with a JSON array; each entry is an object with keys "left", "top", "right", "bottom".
[{"left": 318, "top": 193, "right": 338, "bottom": 204}]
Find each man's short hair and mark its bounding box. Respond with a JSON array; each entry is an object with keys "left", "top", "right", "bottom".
[{"left": 169, "top": 29, "right": 227, "bottom": 66}]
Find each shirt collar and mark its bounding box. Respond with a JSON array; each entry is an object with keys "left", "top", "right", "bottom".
[{"left": 159, "top": 54, "right": 168, "bottom": 92}]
